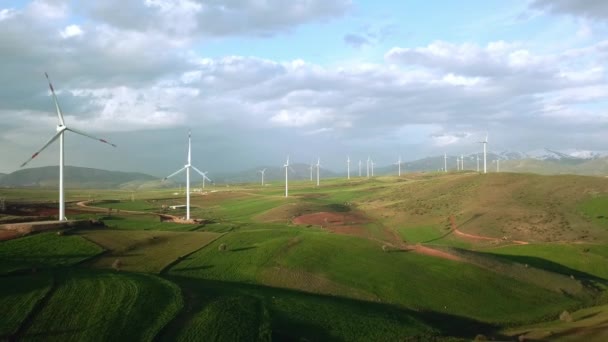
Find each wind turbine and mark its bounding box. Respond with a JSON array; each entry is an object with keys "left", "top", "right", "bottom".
[
  {"left": 395, "top": 156, "right": 402, "bottom": 176},
  {"left": 358, "top": 160, "right": 362, "bottom": 177},
  {"left": 444, "top": 153, "right": 447, "bottom": 173},
  {"left": 163, "top": 131, "right": 208, "bottom": 220},
  {"left": 461, "top": 154, "right": 464, "bottom": 170},
  {"left": 496, "top": 159, "right": 500, "bottom": 172},
  {"left": 316, "top": 158, "right": 321, "bottom": 186},
  {"left": 283, "top": 156, "right": 290, "bottom": 197},
  {"left": 371, "top": 159, "right": 375, "bottom": 177},
  {"left": 456, "top": 156, "right": 460, "bottom": 171},
  {"left": 476, "top": 154, "right": 480, "bottom": 172},
  {"left": 20, "top": 73, "right": 116, "bottom": 222},
  {"left": 479, "top": 134, "right": 488, "bottom": 174},
  {"left": 366, "top": 157, "right": 370, "bottom": 179},
  {"left": 347, "top": 156, "right": 351, "bottom": 180},
  {"left": 201, "top": 171, "right": 211, "bottom": 189},
  {"left": 309, "top": 162, "right": 313, "bottom": 181},
  {"left": 258, "top": 168, "right": 266, "bottom": 186}
]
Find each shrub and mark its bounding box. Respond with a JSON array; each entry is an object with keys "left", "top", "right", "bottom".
[
  {"left": 559, "top": 310, "right": 572, "bottom": 322},
  {"left": 112, "top": 259, "right": 122, "bottom": 271},
  {"left": 218, "top": 243, "right": 227, "bottom": 252}
]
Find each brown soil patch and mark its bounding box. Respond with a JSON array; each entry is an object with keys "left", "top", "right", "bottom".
[
  {"left": 0, "top": 230, "right": 20, "bottom": 241},
  {"left": 292, "top": 211, "right": 370, "bottom": 238}
]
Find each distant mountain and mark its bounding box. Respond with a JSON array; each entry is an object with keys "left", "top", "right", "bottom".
[
  {"left": 0, "top": 166, "right": 158, "bottom": 189},
  {"left": 210, "top": 163, "right": 338, "bottom": 184}
]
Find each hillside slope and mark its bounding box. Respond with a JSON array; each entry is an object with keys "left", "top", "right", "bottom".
[{"left": 0, "top": 166, "right": 157, "bottom": 189}]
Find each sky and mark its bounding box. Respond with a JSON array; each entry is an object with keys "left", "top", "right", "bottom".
[{"left": 0, "top": 0, "right": 607, "bottom": 175}]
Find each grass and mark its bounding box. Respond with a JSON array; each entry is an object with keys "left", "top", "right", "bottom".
[
  {"left": 80, "top": 230, "right": 222, "bottom": 273},
  {"left": 22, "top": 269, "right": 182, "bottom": 341},
  {"left": 0, "top": 273, "right": 52, "bottom": 338},
  {"left": 170, "top": 229, "right": 579, "bottom": 325},
  {"left": 163, "top": 277, "right": 474, "bottom": 341},
  {"left": 504, "top": 303, "right": 608, "bottom": 341},
  {"left": 0, "top": 232, "right": 103, "bottom": 274},
  {"left": 484, "top": 243, "right": 608, "bottom": 281},
  {"left": 6, "top": 173, "right": 608, "bottom": 339}
]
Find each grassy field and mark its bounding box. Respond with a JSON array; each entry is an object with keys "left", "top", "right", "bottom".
[
  {"left": 0, "top": 232, "right": 103, "bottom": 274},
  {"left": 3, "top": 172, "right": 608, "bottom": 340},
  {"left": 81, "top": 230, "right": 222, "bottom": 273},
  {"left": 21, "top": 270, "right": 182, "bottom": 341}
]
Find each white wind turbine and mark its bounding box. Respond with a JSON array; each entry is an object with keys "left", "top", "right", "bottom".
[
  {"left": 347, "top": 156, "right": 350, "bottom": 180},
  {"left": 395, "top": 156, "right": 402, "bottom": 176},
  {"left": 316, "top": 157, "right": 321, "bottom": 186},
  {"left": 496, "top": 159, "right": 500, "bottom": 172},
  {"left": 258, "top": 168, "right": 266, "bottom": 186},
  {"left": 358, "top": 160, "right": 362, "bottom": 177},
  {"left": 444, "top": 153, "right": 447, "bottom": 173},
  {"left": 461, "top": 154, "right": 464, "bottom": 170},
  {"left": 456, "top": 156, "right": 460, "bottom": 171},
  {"left": 20, "top": 73, "right": 116, "bottom": 222},
  {"left": 479, "top": 134, "right": 488, "bottom": 174},
  {"left": 366, "top": 157, "right": 370, "bottom": 179},
  {"left": 283, "top": 155, "right": 291, "bottom": 197},
  {"left": 201, "top": 171, "right": 211, "bottom": 189},
  {"left": 371, "top": 159, "right": 375, "bottom": 177},
  {"left": 163, "top": 131, "right": 208, "bottom": 220},
  {"left": 309, "top": 162, "right": 313, "bottom": 181}
]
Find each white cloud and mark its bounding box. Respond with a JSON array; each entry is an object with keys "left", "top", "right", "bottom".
[
  {"left": 60, "top": 24, "right": 83, "bottom": 39},
  {"left": 0, "top": 8, "right": 17, "bottom": 21}
]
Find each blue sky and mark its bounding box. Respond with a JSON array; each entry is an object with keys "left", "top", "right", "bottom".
[{"left": 0, "top": 0, "right": 607, "bottom": 175}]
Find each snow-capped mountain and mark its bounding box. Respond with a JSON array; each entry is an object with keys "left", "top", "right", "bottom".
[{"left": 493, "top": 149, "right": 608, "bottom": 161}]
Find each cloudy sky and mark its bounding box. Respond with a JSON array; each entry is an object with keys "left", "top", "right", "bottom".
[{"left": 1, "top": 0, "right": 607, "bottom": 175}]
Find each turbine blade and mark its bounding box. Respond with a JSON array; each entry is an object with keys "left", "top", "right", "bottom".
[
  {"left": 191, "top": 166, "right": 209, "bottom": 180},
  {"left": 45, "top": 72, "right": 65, "bottom": 126},
  {"left": 66, "top": 127, "right": 117, "bottom": 147},
  {"left": 188, "top": 130, "right": 192, "bottom": 164},
  {"left": 20, "top": 131, "right": 62, "bottom": 167},
  {"left": 163, "top": 167, "right": 186, "bottom": 181}
]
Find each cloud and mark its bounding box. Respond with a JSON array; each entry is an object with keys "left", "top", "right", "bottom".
[
  {"left": 344, "top": 33, "right": 370, "bottom": 48},
  {"left": 530, "top": 0, "right": 608, "bottom": 21},
  {"left": 60, "top": 24, "right": 83, "bottom": 39},
  {"left": 83, "top": 0, "right": 352, "bottom": 38}
]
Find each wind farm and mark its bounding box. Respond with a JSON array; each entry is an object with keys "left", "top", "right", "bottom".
[{"left": 3, "top": 1, "right": 608, "bottom": 341}]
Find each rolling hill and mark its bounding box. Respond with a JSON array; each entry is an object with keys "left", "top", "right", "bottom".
[{"left": 0, "top": 166, "right": 158, "bottom": 189}]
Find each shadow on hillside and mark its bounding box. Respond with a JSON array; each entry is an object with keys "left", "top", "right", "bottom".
[
  {"left": 230, "top": 246, "right": 257, "bottom": 252},
  {"left": 475, "top": 251, "right": 607, "bottom": 283},
  {"left": 160, "top": 276, "right": 506, "bottom": 341}
]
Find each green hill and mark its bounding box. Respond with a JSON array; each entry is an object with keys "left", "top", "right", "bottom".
[{"left": 0, "top": 166, "right": 157, "bottom": 189}]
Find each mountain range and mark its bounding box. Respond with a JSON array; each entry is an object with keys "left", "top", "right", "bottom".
[{"left": 2, "top": 149, "right": 608, "bottom": 188}]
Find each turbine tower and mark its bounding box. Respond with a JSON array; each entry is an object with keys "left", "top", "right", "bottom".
[
  {"left": 456, "top": 156, "right": 460, "bottom": 171},
  {"left": 480, "top": 134, "right": 488, "bottom": 174},
  {"left": 371, "top": 160, "right": 375, "bottom": 177},
  {"left": 316, "top": 157, "right": 321, "bottom": 186},
  {"left": 444, "top": 153, "right": 447, "bottom": 173},
  {"left": 496, "top": 159, "right": 500, "bottom": 172},
  {"left": 347, "top": 156, "right": 351, "bottom": 180},
  {"left": 309, "top": 162, "right": 313, "bottom": 181},
  {"left": 283, "top": 156, "right": 290, "bottom": 197},
  {"left": 163, "top": 131, "right": 209, "bottom": 220},
  {"left": 395, "top": 156, "right": 402, "bottom": 176},
  {"left": 201, "top": 171, "right": 211, "bottom": 189},
  {"left": 476, "top": 154, "right": 480, "bottom": 172},
  {"left": 366, "top": 157, "right": 370, "bottom": 179},
  {"left": 359, "top": 160, "right": 362, "bottom": 177},
  {"left": 258, "top": 168, "right": 266, "bottom": 186},
  {"left": 461, "top": 154, "right": 464, "bottom": 170},
  {"left": 20, "top": 73, "right": 116, "bottom": 221}
]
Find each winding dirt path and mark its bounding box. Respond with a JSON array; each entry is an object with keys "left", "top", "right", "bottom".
[{"left": 449, "top": 215, "right": 528, "bottom": 245}]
